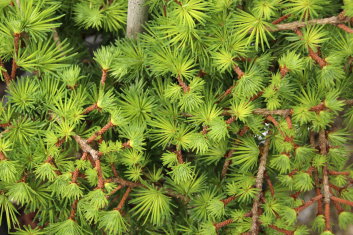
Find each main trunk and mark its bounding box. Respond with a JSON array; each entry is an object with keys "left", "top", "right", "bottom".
[{"left": 126, "top": 0, "right": 148, "bottom": 38}]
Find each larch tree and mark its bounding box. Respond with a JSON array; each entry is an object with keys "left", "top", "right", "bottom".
[{"left": 1, "top": 0, "right": 353, "bottom": 235}]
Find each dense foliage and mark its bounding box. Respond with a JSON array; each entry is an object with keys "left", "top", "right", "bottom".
[{"left": 1, "top": 0, "right": 353, "bottom": 234}]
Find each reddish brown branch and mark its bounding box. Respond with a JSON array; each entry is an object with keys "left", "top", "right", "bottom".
[
  {"left": 173, "top": 0, "right": 182, "bottom": 6},
  {"left": 100, "top": 69, "right": 108, "bottom": 85},
  {"left": 95, "top": 159, "right": 104, "bottom": 189},
  {"left": 221, "top": 195, "right": 236, "bottom": 206},
  {"left": 10, "top": 33, "right": 20, "bottom": 80},
  {"left": 226, "top": 116, "right": 236, "bottom": 125},
  {"left": 176, "top": 75, "right": 190, "bottom": 93},
  {"left": 280, "top": 65, "right": 289, "bottom": 77},
  {"left": 69, "top": 200, "right": 78, "bottom": 220},
  {"left": 264, "top": 172, "right": 275, "bottom": 197},
  {"left": 218, "top": 85, "right": 235, "bottom": 101},
  {"left": 295, "top": 194, "right": 323, "bottom": 213},
  {"left": 331, "top": 196, "right": 353, "bottom": 207},
  {"left": 232, "top": 64, "right": 245, "bottom": 78},
  {"left": 214, "top": 218, "right": 233, "bottom": 230},
  {"left": 268, "top": 225, "right": 294, "bottom": 235},
  {"left": 0, "top": 151, "right": 7, "bottom": 160},
  {"left": 308, "top": 48, "right": 328, "bottom": 68},
  {"left": 221, "top": 150, "right": 234, "bottom": 178},
  {"left": 337, "top": 24, "right": 353, "bottom": 33},
  {"left": 87, "top": 121, "right": 114, "bottom": 143},
  {"left": 272, "top": 14, "right": 291, "bottom": 25},
  {"left": 116, "top": 187, "right": 132, "bottom": 211},
  {"left": 314, "top": 172, "right": 323, "bottom": 215},
  {"left": 0, "top": 122, "right": 11, "bottom": 128},
  {"left": 328, "top": 170, "right": 350, "bottom": 176},
  {"left": 83, "top": 103, "right": 98, "bottom": 115},
  {"left": 250, "top": 137, "right": 271, "bottom": 235},
  {"left": 175, "top": 150, "right": 184, "bottom": 164}
]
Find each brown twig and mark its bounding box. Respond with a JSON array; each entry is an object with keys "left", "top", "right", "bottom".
[
  {"left": 0, "top": 151, "right": 7, "bottom": 160},
  {"left": 173, "top": 0, "right": 182, "bottom": 6},
  {"left": 250, "top": 137, "right": 271, "bottom": 235},
  {"left": 73, "top": 135, "right": 100, "bottom": 160},
  {"left": 232, "top": 64, "right": 245, "bottom": 78},
  {"left": 83, "top": 103, "right": 98, "bottom": 115},
  {"left": 272, "top": 14, "right": 291, "bottom": 25},
  {"left": 252, "top": 108, "right": 293, "bottom": 116},
  {"left": 328, "top": 170, "right": 350, "bottom": 176},
  {"left": 10, "top": 33, "right": 20, "bottom": 80},
  {"left": 295, "top": 194, "right": 323, "bottom": 213},
  {"left": 68, "top": 200, "right": 78, "bottom": 220},
  {"left": 116, "top": 187, "right": 132, "bottom": 211},
  {"left": 176, "top": 75, "right": 190, "bottom": 93},
  {"left": 95, "top": 159, "right": 105, "bottom": 189},
  {"left": 331, "top": 196, "right": 353, "bottom": 207},
  {"left": 336, "top": 24, "right": 353, "bottom": 33},
  {"left": 268, "top": 224, "right": 294, "bottom": 235},
  {"left": 87, "top": 121, "right": 114, "bottom": 143},
  {"left": 264, "top": 172, "right": 275, "bottom": 197},
  {"left": 221, "top": 195, "right": 236, "bottom": 206},
  {"left": 221, "top": 150, "right": 234, "bottom": 178},
  {"left": 175, "top": 149, "right": 184, "bottom": 164},
  {"left": 100, "top": 69, "right": 108, "bottom": 85},
  {"left": 319, "top": 130, "right": 331, "bottom": 231},
  {"left": 271, "top": 14, "right": 351, "bottom": 32}
]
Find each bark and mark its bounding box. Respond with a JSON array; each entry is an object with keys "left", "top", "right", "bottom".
[
  {"left": 126, "top": 0, "right": 149, "bottom": 39},
  {"left": 250, "top": 137, "right": 271, "bottom": 235}
]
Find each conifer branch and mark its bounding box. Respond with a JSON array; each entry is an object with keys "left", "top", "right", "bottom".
[
  {"left": 295, "top": 194, "right": 323, "bottom": 213},
  {"left": 95, "top": 159, "right": 105, "bottom": 189},
  {"left": 176, "top": 75, "right": 190, "bottom": 93},
  {"left": 214, "top": 212, "right": 251, "bottom": 230},
  {"left": 116, "top": 187, "right": 132, "bottom": 211},
  {"left": 271, "top": 14, "right": 351, "bottom": 32},
  {"left": 252, "top": 108, "right": 293, "bottom": 116},
  {"left": 336, "top": 24, "right": 353, "bottom": 33},
  {"left": 268, "top": 224, "right": 294, "bottom": 235},
  {"left": 221, "top": 195, "right": 236, "bottom": 206},
  {"left": 0, "top": 151, "right": 6, "bottom": 160},
  {"left": 272, "top": 14, "right": 291, "bottom": 25},
  {"left": 11, "top": 33, "right": 20, "bottom": 80},
  {"left": 264, "top": 172, "right": 275, "bottom": 197},
  {"left": 330, "top": 188, "right": 344, "bottom": 214},
  {"left": 232, "top": 64, "right": 245, "bottom": 78},
  {"left": 319, "top": 130, "right": 331, "bottom": 231},
  {"left": 73, "top": 135, "right": 100, "bottom": 160},
  {"left": 173, "top": 0, "right": 182, "bottom": 6},
  {"left": 331, "top": 196, "right": 353, "bottom": 207},
  {"left": 100, "top": 69, "right": 108, "bottom": 85},
  {"left": 221, "top": 150, "right": 234, "bottom": 178},
  {"left": 250, "top": 137, "right": 271, "bottom": 235},
  {"left": 214, "top": 218, "right": 234, "bottom": 230},
  {"left": 0, "top": 122, "right": 11, "bottom": 128},
  {"left": 328, "top": 170, "right": 350, "bottom": 176},
  {"left": 83, "top": 103, "right": 98, "bottom": 115},
  {"left": 107, "top": 185, "right": 123, "bottom": 198},
  {"left": 87, "top": 121, "right": 114, "bottom": 143},
  {"left": 69, "top": 200, "right": 78, "bottom": 220},
  {"left": 314, "top": 172, "right": 323, "bottom": 215},
  {"left": 175, "top": 149, "right": 184, "bottom": 164}
]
